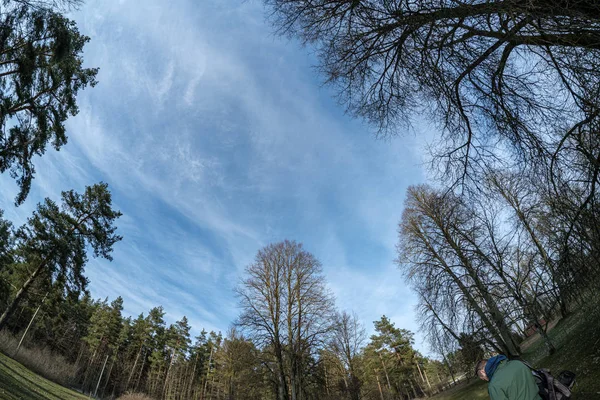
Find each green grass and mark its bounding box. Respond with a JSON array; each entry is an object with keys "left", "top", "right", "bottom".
[
  {"left": 432, "top": 303, "right": 600, "bottom": 399},
  {"left": 525, "top": 304, "right": 600, "bottom": 399},
  {"left": 0, "top": 351, "right": 88, "bottom": 400},
  {"left": 430, "top": 379, "right": 488, "bottom": 400}
]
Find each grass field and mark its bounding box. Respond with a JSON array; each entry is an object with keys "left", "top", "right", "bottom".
[
  {"left": 430, "top": 379, "right": 488, "bottom": 400},
  {"left": 0, "top": 351, "right": 88, "bottom": 400},
  {"left": 432, "top": 303, "right": 600, "bottom": 399}
]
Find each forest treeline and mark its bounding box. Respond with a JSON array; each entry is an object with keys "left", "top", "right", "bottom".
[
  {"left": 0, "top": 187, "right": 455, "bottom": 400},
  {"left": 2, "top": 0, "right": 600, "bottom": 399}
]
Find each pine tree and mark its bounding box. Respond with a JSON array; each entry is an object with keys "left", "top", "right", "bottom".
[
  {"left": 146, "top": 306, "right": 167, "bottom": 397},
  {"left": 0, "top": 183, "right": 121, "bottom": 330},
  {"left": 365, "top": 316, "right": 424, "bottom": 399},
  {"left": 163, "top": 316, "right": 191, "bottom": 399},
  {"left": 0, "top": 1, "right": 98, "bottom": 204},
  {"left": 124, "top": 313, "right": 152, "bottom": 392}
]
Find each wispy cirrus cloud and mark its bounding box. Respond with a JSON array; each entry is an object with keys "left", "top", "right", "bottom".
[{"left": 0, "top": 0, "right": 433, "bottom": 351}]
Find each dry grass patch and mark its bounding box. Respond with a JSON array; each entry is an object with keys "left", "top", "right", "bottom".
[
  {"left": 0, "top": 330, "right": 77, "bottom": 387},
  {"left": 0, "top": 351, "right": 87, "bottom": 400},
  {"left": 117, "top": 393, "right": 155, "bottom": 400}
]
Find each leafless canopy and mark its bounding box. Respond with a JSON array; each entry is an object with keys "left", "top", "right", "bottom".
[
  {"left": 265, "top": 0, "right": 600, "bottom": 189},
  {"left": 235, "top": 240, "right": 335, "bottom": 400}
]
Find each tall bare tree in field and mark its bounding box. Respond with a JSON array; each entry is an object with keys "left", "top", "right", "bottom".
[
  {"left": 398, "top": 185, "right": 520, "bottom": 357},
  {"left": 236, "top": 240, "right": 335, "bottom": 400}
]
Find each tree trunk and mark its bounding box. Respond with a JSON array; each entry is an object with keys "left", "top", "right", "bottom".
[
  {"left": 324, "top": 364, "right": 330, "bottom": 396},
  {"left": 494, "top": 181, "right": 569, "bottom": 317},
  {"left": 378, "top": 353, "right": 392, "bottom": 391},
  {"left": 423, "top": 367, "right": 432, "bottom": 391},
  {"left": 410, "top": 380, "right": 418, "bottom": 398},
  {"left": 127, "top": 343, "right": 143, "bottom": 390},
  {"left": 289, "top": 353, "right": 299, "bottom": 400},
  {"left": 83, "top": 344, "right": 105, "bottom": 391},
  {"left": 419, "top": 226, "right": 519, "bottom": 356},
  {"left": 375, "top": 372, "right": 385, "bottom": 400},
  {"left": 202, "top": 345, "right": 214, "bottom": 400},
  {"left": 416, "top": 361, "right": 431, "bottom": 396},
  {"left": 209, "top": 363, "right": 216, "bottom": 400},
  {"left": 153, "top": 364, "right": 163, "bottom": 397},
  {"left": 181, "top": 363, "right": 189, "bottom": 400},
  {"left": 275, "top": 344, "right": 289, "bottom": 400},
  {"left": 460, "top": 220, "right": 557, "bottom": 355},
  {"left": 534, "top": 320, "right": 556, "bottom": 354},
  {"left": 188, "top": 352, "right": 199, "bottom": 399},
  {"left": 14, "top": 291, "right": 48, "bottom": 357},
  {"left": 101, "top": 354, "right": 116, "bottom": 398},
  {"left": 163, "top": 348, "right": 176, "bottom": 399},
  {"left": 0, "top": 261, "right": 46, "bottom": 330},
  {"left": 443, "top": 233, "right": 520, "bottom": 357},
  {"left": 134, "top": 348, "right": 146, "bottom": 392},
  {"left": 440, "top": 351, "right": 456, "bottom": 386},
  {"left": 94, "top": 354, "right": 109, "bottom": 398}
]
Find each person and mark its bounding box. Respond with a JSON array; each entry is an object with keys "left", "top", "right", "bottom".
[{"left": 476, "top": 355, "right": 542, "bottom": 400}]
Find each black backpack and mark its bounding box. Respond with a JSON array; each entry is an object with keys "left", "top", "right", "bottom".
[{"left": 523, "top": 361, "right": 576, "bottom": 400}]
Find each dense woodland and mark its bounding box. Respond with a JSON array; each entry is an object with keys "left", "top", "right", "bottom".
[{"left": 2, "top": 0, "right": 600, "bottom": 399}]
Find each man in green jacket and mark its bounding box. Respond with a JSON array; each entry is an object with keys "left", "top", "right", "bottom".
[{"left": 476, "top": 355, "right": 542, "bottom": 400}]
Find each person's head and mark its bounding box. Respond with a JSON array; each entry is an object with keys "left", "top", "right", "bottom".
[{"left": 475, "top": 359, "right": 489, "bottom": 381}]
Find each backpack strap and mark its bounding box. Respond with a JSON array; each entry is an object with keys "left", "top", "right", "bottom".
[{"left": 540, "top": 369, "right": 557, "bottom": 400}]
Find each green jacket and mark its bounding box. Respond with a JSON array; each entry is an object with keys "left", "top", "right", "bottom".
[{"left": 488, "top": 360, "right": 542, "bottom": 400}]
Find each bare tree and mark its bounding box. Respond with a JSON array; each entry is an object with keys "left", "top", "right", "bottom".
[
  {"left": 398, "top": 185, "right": 520, "bottom": 357},
  {"left": 236, "top": 240, "right": 335, "bottom": 400},
  {"left": 264, "top": 0, "right": 600, "bottom": 190},
  {"left": 461, "top": 179, "right": 558, "bottom": 353},
  {"left": 330, "top": 311, "right": 366, "bottom": 400}
]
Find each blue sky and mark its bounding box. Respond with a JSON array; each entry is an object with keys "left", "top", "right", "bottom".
[{"left": 0, "top": 0, "right": 433, "bottom": 351}]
